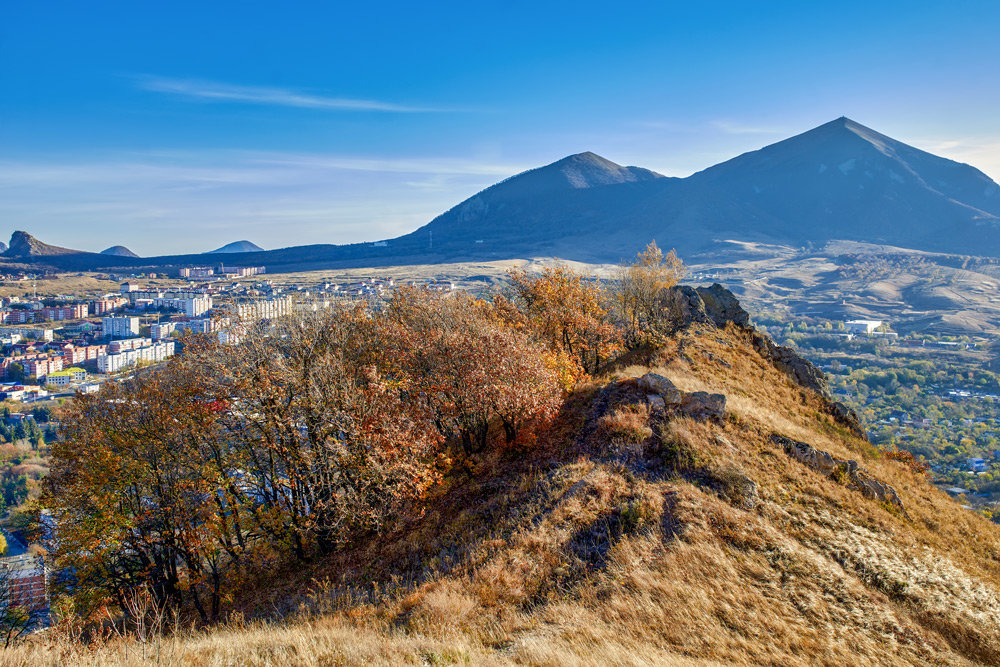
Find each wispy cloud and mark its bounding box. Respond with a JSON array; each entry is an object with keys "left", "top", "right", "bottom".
[
  {"left": 0, "top": 150, "right": 528, "bottom": 254},
  {"left": 135, "top": 75, "right": 450, "bottom": 113}
]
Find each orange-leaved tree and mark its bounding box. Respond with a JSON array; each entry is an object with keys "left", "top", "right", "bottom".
[
  {"left": 506, "top": 266, "right": 622, "bottom": 378},
  {"left": 612, "top": 241, "right": 685, "bottom": 348},
  {"left": 46, "top": 359, "right": 253, "bottom": 624},
  {"left": 387, "top": 287, "right": 562, "bottom": 454}
]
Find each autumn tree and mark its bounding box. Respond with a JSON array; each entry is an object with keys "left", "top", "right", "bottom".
[
  {"left": 612, "top": 241, "right": 685, "bottom": 348},
  {"left": 45, "top": 288, "right": 566, "bottom": 627},
  {"left": 46, "top": 362, "right": 250, "bottom": 623},
  {"left": 505, "top": 266, "right": 621, "bottom": 377},
  {"left": 198, "top": 308, "right": 448, "bottom": 558},
  {"left": 386, "top": 288, "right": 562, "bottom": 453}
]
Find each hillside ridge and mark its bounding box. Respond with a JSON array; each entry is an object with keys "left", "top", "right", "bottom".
[{"left": 18, "top": 284, "right": 1000, "bottom": 664}]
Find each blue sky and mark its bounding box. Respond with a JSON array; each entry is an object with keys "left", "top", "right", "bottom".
[{"left": 3, "top": 1, "right": 1000, "bottom": 255}]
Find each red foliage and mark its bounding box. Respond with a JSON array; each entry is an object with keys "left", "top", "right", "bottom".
[{"left": 884, "top": 449, "right": 931, "bottom": 475}]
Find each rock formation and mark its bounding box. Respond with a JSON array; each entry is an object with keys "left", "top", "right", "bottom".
[
  {"left": 656, "top": 283, "right": 867, "bottom": 437},
  {"left": 638, "top": 372, "right": 725, "bottom": 421},
  {"left": 774, "top": 434, "right": 906, "bottom": 515}
]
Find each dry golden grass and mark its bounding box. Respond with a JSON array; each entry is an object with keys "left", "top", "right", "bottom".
[
  {"left": 10, "top": 323, "right": 1000, "bottom": 665},
  {"left": 0, "top": 274, "right": 124, "bottom": 300}
]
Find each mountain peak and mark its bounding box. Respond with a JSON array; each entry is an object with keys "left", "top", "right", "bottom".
[
  {"left": 3, "top": 231, "right": 81, "bottom": 258},
  {"left": 100, "top": 245, "right": 140, "bottom": 258},
  {"left": 207, "top": 240, "right": 265, "bottom": 254},
  {"left": 530, "top": 151, "right": 664, "bottom": 190}
]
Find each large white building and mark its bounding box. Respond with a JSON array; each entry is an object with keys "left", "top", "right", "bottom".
[
  {"left": 845, "top": 320, "right": 883, "bottom": 335},
  {"left": 152, "top": 295, "right": 212, "bottom": 317},
  {"left": 98, "top": 340, "right": 176, "bottom": 374},
  {"left": 220, "top": 296, "right": 293, "bottom": 323},
  {"left": 178, "top": 318, "right": 216, "bottom": 335},
  {"left": 102, "top": 316, "right": 140, "bottom": 339}
]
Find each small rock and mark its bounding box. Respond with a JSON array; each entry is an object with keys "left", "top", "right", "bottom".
[
  {"left": 637, "top": 373, "right": 682, "bottom": 403},
  {"left": 646, "top": 394, "right": 666, "bottom": 411},
  {"left": 681, "top": 391, "right": 726, "bottom": 420}
]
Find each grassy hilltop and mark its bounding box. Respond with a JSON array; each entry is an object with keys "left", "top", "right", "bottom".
[{"left": 13, "top": 258, "right": 1000, "bottom": 666}]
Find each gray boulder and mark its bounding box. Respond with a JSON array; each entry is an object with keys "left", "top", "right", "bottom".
[
  {"left": 637, "top": 373, "right": 682, "bottom": 403},
  {"left": 681, "top": 391, "right": 726, "bottom": 421}
]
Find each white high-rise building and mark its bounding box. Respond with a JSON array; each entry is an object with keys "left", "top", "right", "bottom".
[{"left": 102, "top": 316, "right": 140, "bottom": 339}]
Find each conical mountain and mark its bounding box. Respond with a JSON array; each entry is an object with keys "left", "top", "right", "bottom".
[
  {"left": 396, "top": 152, "right": 673, "bottom": 258},
  {"left": 678, "top": 116, "right": 1000, "bottom": 251},
  {"left": 101, "top": 245, "right": 140, "bottom": 258},
  {"left": 207, "top": 240, "right": 264, "bottom": 254}
]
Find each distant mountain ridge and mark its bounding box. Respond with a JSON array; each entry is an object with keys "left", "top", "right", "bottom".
[
  {"left": 208, "top": 240, "right": 264, "bottom": 254},
  {"left": 6, "top": 117, "right": 1000, "bottom": 272}
]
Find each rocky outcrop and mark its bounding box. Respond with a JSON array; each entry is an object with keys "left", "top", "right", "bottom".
[
  {"left": 638, "top": 373, "right": 681, "bottom": 403},
  {"left": 774, "top": 435, "right": 906, "bottom": 515},
  {"left": 638, "top": 372, "right": 725, "bottom": 421},
  {"left": 828, "top": 401, "right": 867, "bottom": 439},
  {"left": 750, "top": 331, "right": 830, "bottom": 398},
  {"left": 3, "top": 231, "right": 80, "bottom": 258},
  {"left": 696, "top": 283, "right": 751, "bottom": 328},
  {"left": 658, "top": 283, "right": 751, "bottom": 331},
  {"left": 655, "top": 283, "right": 867, "bottom": 438},
  {"left": 656, "top": 286, "right": 712, "bottom": 330}
]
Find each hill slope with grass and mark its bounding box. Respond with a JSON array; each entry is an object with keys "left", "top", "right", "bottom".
[{"left": 19, "top": 285, "right": 1000, "bottom": 665}]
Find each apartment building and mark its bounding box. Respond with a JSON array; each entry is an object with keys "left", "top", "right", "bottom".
[
  {"left": 98, "top": 340, "right": 176, "bottom": 374},
  {"left": 61, "top": 344, "right": 107, "bottom": 365},
  {"left": 109, "top": 337, "right": 152, "bottom": 353},
  {"left": 102, "top": 316, "right": 140, "bottom": 339},
  {"left": 45, "top": 367, "right": 86, "bottom": 386},
  {"left": 219, "top": 265, "right": 265, "bottom": 277},
  {"left": 150, "top": 322, "right": 177, "bottom": 341},
  {"left": 177, "top": 318, "right": 216, "bottom": 335},
  {"left": 152, "top": 295, "right": 212, "bottom": 317},
  {"left": 38, "top": 304, "right": 88, "bottom": 321},
  {"left": 0, "top": 551, "right": 48, "bottom": 622},
  {"left": 91, "top": 296, "right": 128, "bottom": 314},
  {"left": 4, "top": 310, "right": 33, "bottom": 325},
  {"left": 26, "top": 357, "right": 63, "bottom": 378},
  {"left": 0, "top": 327, "right": 53, "bottom": 342},
  {"left": 179, "top": 267, "right": 215, "bottom": 278},
  {"left": 220, "top": 296, "right": 293, "bottom": 322}
]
